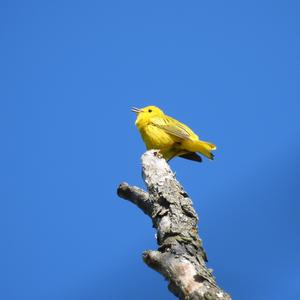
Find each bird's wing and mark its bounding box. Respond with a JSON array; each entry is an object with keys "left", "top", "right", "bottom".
[{"left": 150, "top": 116, "right": 195, "bottom": 140}]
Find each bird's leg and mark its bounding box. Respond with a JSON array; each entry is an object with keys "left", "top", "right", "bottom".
[{"left": 152, "top": 149, "right": 164, "bottom": 159}]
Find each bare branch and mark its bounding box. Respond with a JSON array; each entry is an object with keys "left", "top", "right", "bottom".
[{"left": 117, "top": 150, "right": 231, "bottom": 300}]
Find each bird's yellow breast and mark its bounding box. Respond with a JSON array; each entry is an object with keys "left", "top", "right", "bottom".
[{"left": 140, "top": 124, "right": 176, "bottom": 150}]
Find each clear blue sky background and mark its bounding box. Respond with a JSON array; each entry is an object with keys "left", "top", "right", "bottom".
[{"left": 1, "top": 1, "right": 300, "bottom": 299}]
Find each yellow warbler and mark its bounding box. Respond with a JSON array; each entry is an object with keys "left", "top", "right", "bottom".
[{"left": 131, "top": 105, "right": 216, "bottom": 162}]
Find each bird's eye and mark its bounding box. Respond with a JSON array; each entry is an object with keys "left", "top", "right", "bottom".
[{"left": 148, "top": 109, "right": 152, "bottom": 113}]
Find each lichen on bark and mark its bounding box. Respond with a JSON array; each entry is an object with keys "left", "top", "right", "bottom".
[{"left": 117, "top": 150, "right": 231, "bottom": 300}]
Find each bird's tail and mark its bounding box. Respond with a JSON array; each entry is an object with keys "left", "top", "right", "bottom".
[{"left": 188, "top": 140, "right": 216, "bottom": 160}]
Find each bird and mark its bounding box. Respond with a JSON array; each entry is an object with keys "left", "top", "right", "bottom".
[{"left": 131, "top": 105, "right": 216, "bottom": 162}]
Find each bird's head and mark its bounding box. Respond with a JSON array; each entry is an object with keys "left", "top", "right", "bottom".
[
  {"left": 131, "top": 105, "right": 164, "bottom": 126},
  {"left": 131, "top": 106, "right": 164, "bottom": 121}
]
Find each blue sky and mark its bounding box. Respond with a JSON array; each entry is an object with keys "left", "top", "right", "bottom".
[{"left": 1, "top": 1, "right": 300, "bottom": 299}]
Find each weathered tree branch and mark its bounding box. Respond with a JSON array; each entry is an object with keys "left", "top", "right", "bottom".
[{"left": 117, "top": 150, "right": 231, "bottom": 300}]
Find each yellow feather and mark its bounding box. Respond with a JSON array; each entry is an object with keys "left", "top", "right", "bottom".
[{"left": 133, "top": 105, "right": 216, "bottom": 162}]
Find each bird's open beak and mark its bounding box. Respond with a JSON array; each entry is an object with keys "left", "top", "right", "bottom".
[{"left": 131, "top": 107, "right": 142, "bottom": 113}]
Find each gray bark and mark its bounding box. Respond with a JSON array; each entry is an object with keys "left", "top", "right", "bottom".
[{"left": 117, "top": 150, "right": 231, "bottom": 300}]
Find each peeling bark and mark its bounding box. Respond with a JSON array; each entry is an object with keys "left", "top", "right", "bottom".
[{"left": 117, "top": 150, "right": 231, "bottom": 300}]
